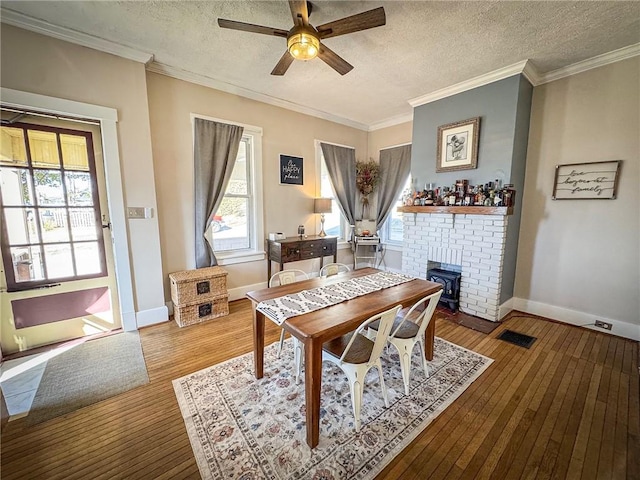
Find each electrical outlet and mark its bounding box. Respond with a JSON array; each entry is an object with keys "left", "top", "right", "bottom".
[{"left": 595, "top": 320, "right": 612, "bottom": 330}]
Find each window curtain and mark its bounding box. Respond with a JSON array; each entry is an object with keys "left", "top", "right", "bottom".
[
  {"left": 376, "top": 144, "right": 411, "bottom": 228},
  {"left": 194, "top": 118, "right": 244, "bottom": 268},
  {"left": 320, "top": 142, "right": 357, "bottom": 229}
]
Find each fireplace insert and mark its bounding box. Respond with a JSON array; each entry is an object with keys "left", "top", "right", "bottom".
[{"left": 427, "top": 268, "right": 462, "bottom": 311}]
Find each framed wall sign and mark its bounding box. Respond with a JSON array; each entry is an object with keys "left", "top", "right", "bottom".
[
  {"left": 279, "top": 154, "right": 303, "bottom": 185},
  {"left": 436, "top": 117, "right": 480, "bottom": 173},
  {"left": 552, "top": 160, "right": 621, "bottom": 200}
]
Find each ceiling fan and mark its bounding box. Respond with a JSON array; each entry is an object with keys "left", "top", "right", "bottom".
[{"left": 217, "top": 1, "right": 386, "bottom": 76}]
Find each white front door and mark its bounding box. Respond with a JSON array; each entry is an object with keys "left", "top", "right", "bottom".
[{"left": 0, "top": 118, "right": 120, "bottom": 353}]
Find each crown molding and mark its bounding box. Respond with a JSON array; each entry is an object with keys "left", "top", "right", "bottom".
[
  {"left": 368, "top": 113, "right": 414, "bottom": 131},
  {"left": 146, "top": 61, "right": 369, "bottom": 131},
  {"left": 408, "top": 60, "right": 539, "bottom": 107},
  {"left": 0, "top": 8, "right": 153, "bottom": 64},
  {"left": 538, "top": 43, "right": 640, "bottom": 85}
]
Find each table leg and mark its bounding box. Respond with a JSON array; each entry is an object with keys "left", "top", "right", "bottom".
[
  {"left": 424, "top": 317, "right": 435, "bottom": 361},
  {"left": 253, "top": 308, "right": 265, "bottom": 379},
  {"left": 304, "top": 338, "right": 323, "bottom": 448}
]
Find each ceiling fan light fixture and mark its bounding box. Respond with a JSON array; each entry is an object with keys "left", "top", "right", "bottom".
[{"left": 287, "top": 30, "right": 320, "bottom": 60}]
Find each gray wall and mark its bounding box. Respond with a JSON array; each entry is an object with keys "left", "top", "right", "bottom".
[
  {"left": 502, "top": 77, "right": 533, "bottom": 302},
  {"left": 411, "top": 74, "right": 533, "bottom": 307}
]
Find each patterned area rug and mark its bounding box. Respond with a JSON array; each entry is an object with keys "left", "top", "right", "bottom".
[{"left": 173, "top": 337, "right": 492, "bottom": 479}]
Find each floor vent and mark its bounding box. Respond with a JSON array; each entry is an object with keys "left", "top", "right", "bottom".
[{"left": 497, "top": 329, "right": 537, "bottom": 349}]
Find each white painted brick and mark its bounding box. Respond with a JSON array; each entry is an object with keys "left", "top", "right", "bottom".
[
  {"left": 464, "top": 235, "right": 484, "bottom": 242},
  {"left": 483, "top": 220, "right": 494, "bottom": 226},
  {"left": 473, "top": 252, "right": 492, "bottom": 259},
  {"left": 485, "top": 225, "right": 506, "bottom": 233},
  {"left": 461, "top": 261, "right": 471, "bottom": 267},
  {"left": 474, "top": 241, "right": 495, "bottom": 248},
  {"left": 449, "top": 233, "right": 465, "bottom": 240}
]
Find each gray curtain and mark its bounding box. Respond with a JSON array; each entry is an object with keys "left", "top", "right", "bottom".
[
  {"left": 320, "top": 143, "right": 357, "bottom": 228},
  {"left": 376, "top": 144, "right": 411, "bottom": 228},
  {"left": 194, "top": 118, "right": 244, "bottom": 267}
]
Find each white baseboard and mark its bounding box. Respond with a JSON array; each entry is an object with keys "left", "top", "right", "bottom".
[
  {"left": 227, "top": 281, "right": 268, "bottom": 302},
  {"left": 136, "top": 305, "right": 169, "bottom": 328},
  {"left": 499, "top": 297, "right": 514, "bottom": 321},
  {"left": 513, "top": 297, "right": 639, "bottom": 341}
]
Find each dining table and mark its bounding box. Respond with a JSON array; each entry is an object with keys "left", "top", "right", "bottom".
[{"left": 245, "top": 267, "right": 443, "bottom": 448}]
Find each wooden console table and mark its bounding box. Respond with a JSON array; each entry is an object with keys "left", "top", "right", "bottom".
[{"left": 266, "top": 235, "right": 337, "bottom": 279}]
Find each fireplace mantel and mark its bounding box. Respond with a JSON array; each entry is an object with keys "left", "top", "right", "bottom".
[{"left": 398, "top": 205, "right": 513, "bottom": 215}]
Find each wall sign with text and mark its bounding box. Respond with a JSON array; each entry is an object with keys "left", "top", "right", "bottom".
[
  {"left": 279, "top": 155, "right": 303, "bottom": 185},
  {"left": 552, "top": 160, "right": 621, "bottom": 200}
]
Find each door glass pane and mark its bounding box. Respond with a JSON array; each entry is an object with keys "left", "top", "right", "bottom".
[
  {"left": 60, "top": 134, "right": 89, "bottom": 171},
  {"left": 0, "top": 127, "right": 28, "bottom": 166},
  {"left": 65, "top": 172, "right": 93, "bottom": 206},
  {"left": 10, "top": 246, "right": 44, "bottom": 282},
  {"left": 5, "top": 208, "right": 39, "bottom": 244},
  {"left": 0, "top": 168, "right": 34, "bottom": 206},
  {"left": 44, "top": 244, "right": 74, "bottom": 279},
  {"left": 34, "top": 170, "right": 64, "bottom": 206},
  {"left": 69, "top": 208, "right": 97, "bottom": 241},
  {"left": 39, "top": 208, "right": 69, "bottom": 243},
  {"left": 211, "top": 196, "right": 249, "bottom": 251},
  {"left": 28, "top": 130, "right": 60, "bottom": 168},
  {"left": 74, "top": 242, "right": 102, "bottom": 275}
]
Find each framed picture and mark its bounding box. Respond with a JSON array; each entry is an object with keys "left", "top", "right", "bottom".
[
  {"left": 552, "top": 160, "right": 621, "bottom": 200},
  {"left": 436, "top": 117, "right": 480, "bottom": 173},
  {"left": 279, "top": 154, "right": 303, "bottom": 185}
]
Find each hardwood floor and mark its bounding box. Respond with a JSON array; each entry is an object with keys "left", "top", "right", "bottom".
[{"left": 1, "top": 300, "right": 638, "bottom": 479}]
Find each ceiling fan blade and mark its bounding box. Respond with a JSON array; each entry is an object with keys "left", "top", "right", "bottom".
[
  {"left": 318, "top": 43, "right": 353, "bottom": 75},
  {"left": 218, "top": 18, "right": 289, "bottom": 38},
  {"left": 271, "top": 51, "right": 295, "bottom": 76},
  {"left": 289, "top": 0, "right": 309, "bottom": 26},
  {"left": 316, "top": 6, "right": 386, "bottom": 39}
]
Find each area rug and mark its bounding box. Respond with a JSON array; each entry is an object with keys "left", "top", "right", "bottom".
[
  {"left": 27, "top": 331, "right": 149, "bottom": 426},
  {"left": 173, "top": 337, "right": 492, "bottom": 479}
]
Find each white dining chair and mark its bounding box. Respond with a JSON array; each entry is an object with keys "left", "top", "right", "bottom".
[
  {"left": 269, "top": 269, "right": 308, "bottom": 358},
  {"left": 367, "top": 290, "right": 442, "bottom": 395},
  {"left": 319, "top": 262, "right": 351, "bottom": 277},
  {"left": 321, "top": 305, "right": 401, "bottom": 432}
]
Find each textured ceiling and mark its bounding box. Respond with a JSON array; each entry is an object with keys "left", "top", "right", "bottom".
[{"left": 3, "top": 1, "right": 639, "bottom": 128}]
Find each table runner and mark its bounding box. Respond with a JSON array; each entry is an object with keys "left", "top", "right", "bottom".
[{"left": 256, "top": 271, "right": 415, "bottom": 325}]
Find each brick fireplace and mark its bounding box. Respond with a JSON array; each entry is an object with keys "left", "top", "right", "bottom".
[{"left": 401, "top": 208, "right": 511, "bottom": 321}]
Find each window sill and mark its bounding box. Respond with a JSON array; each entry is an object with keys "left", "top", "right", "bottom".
[{"left": 215, "top": 250, "right": 266, "bottom": 266}]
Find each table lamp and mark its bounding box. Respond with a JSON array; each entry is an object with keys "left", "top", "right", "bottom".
[{"left": 314, "top": 198, "right": 332, "bottom": 237}]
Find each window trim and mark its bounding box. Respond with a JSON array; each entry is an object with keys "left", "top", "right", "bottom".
[
  {"left": 191, "top": 114, "right": 264, "bottom": 265},
  {"left": 1, "top": 122, "right": 108, "bottom": 291}
]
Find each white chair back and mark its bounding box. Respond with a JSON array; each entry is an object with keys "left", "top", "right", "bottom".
[
  {"left": 340, "top": 305, "right": 401, "bottom": 364},
  {"left": 391, "top": 290, "right": 442, "bottom": 340},
  {"left": 319, "top": 263, "right": 351, "bottom": 277},
  {"left": 269, "top": 269, "right": 308, "bottom": 287}
]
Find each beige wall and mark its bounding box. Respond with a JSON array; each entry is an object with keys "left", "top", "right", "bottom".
[
  {"left": 146, "top": 72, "right": 368, "bottom": 298},
  {"left": 367, "top": 121, "right": 413, "bottom": 271},
  {"left": 515, "top": 57, "right": 639, "bottom": 335},
  {"left": 0, "top": 26, "right": 166, "bottom": 316}
]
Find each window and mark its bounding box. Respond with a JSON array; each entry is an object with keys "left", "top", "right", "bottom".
[
  {"left": 316, "top": 141, "right": 350, "bottom": 240},
  {"left": 199, "top": 118, "right": 264, "bottom": 265},
  {"left": 382, "top": 174, "right": 411, "bottom": 246},
  {"left": 0, "top": 123, "right": 107, "bottom": 291}
]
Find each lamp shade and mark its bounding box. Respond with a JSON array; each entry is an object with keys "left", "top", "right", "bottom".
[{"left": 314, "top": 198, "right": 332, "bottom": 214}]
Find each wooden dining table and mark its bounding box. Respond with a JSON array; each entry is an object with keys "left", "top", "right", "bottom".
[{"left": 245, "top": 267, "right": 443, "bottom": 448}]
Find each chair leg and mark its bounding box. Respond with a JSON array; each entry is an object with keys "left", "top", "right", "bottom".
[
  {"left": 375, "top": 360, "right": 389, "bottom": 408},
  {"left": 293, "top": 338, "right": 303, "bottom": 384},
  {"left": 277, "top": 329, "right": 286, "bottom": 358},
  {"left": 417, "top": 340, "right": 430, "bottom": 378},
  {"left": 348, "top": 377, "right": 364, "bottom": 432},
  {"left": 398, "top": 344, "right": 412, "bottom": 396}
]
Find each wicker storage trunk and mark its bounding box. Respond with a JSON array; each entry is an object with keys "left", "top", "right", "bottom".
[{"left": 169, "top": 266, "right": 229, "bottom": 327}]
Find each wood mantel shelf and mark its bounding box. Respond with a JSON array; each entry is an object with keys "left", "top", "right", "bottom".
[{"left": 398, "top": 205, "right": 514, "bottom": 215}]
